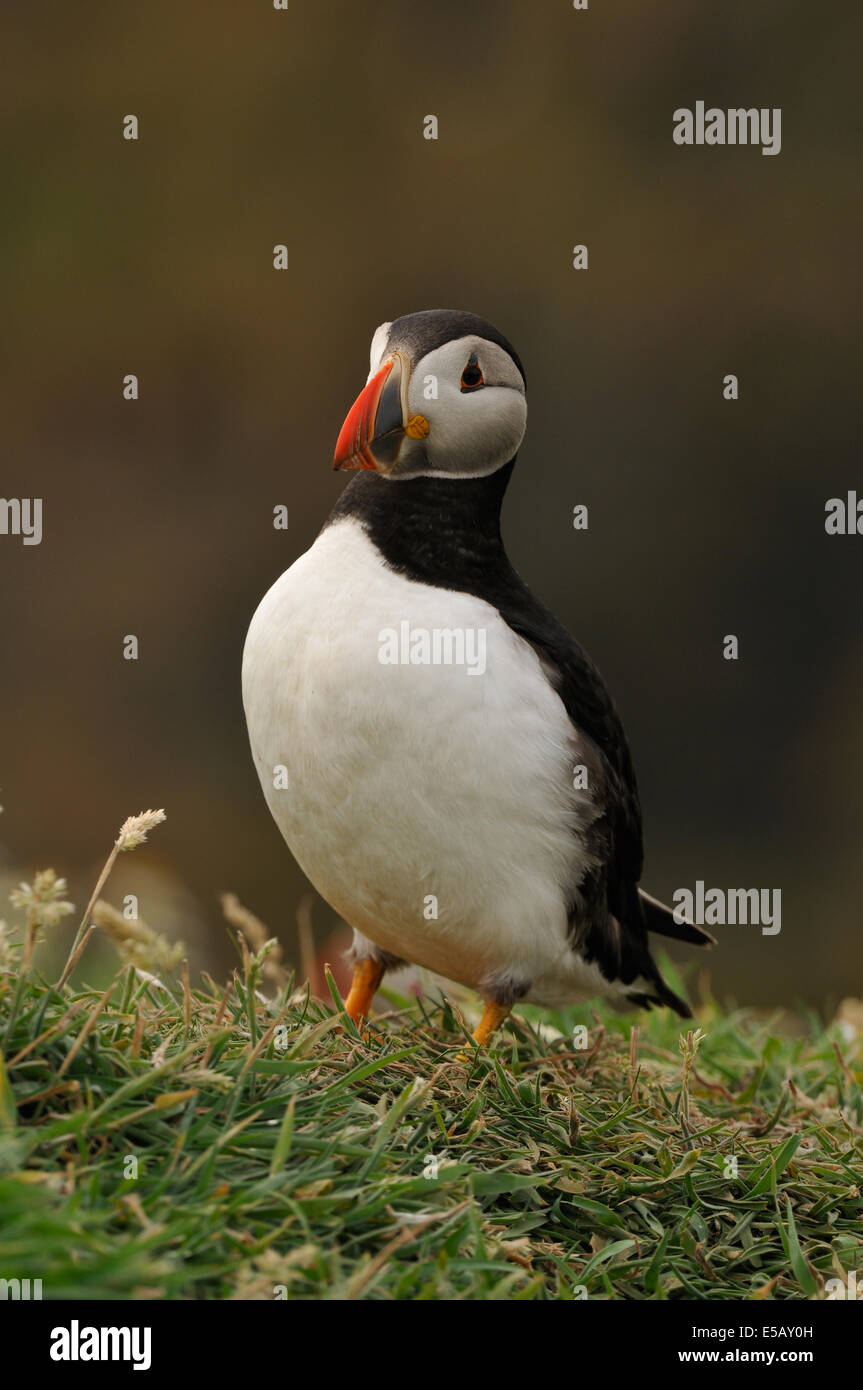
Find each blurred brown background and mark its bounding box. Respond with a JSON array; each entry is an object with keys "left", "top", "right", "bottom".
[{"left": 2, "top": 1, "right": 861, "bottom": 1007}]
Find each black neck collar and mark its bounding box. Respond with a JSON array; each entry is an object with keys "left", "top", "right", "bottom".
[{"left": 325, "top": 460, "right": 517, "bottom": 592}]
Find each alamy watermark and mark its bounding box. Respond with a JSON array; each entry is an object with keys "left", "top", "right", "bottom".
[
  {"left": 825, "top": 492, "right": 863, "bottom": 534},
  {"left": 378, "top": 621, "right": 486, "bottom": 676},
  {"left": 0, "top": 1277, "right": 42, "bottom": 1299},
  {"left": 0, "top": 497, "right": 42, "bottom": 545},
  {"left": 825, "top": 1269, "right": 863, "bottom": 1299},
  {"left": 49, "top": 1321, "right": 151, "bottom": 1371},
  {"left": 673, "top": 882, "right": 781, "bottom": 935},
  {"left": 673, "top": 103, "right": 781, "bottom": 157}
]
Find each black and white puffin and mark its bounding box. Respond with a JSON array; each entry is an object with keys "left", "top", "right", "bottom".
[{"left": 243, "top": 309, "right": 712, "bottom": 1046}]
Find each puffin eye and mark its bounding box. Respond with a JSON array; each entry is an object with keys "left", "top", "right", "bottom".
[{"left": 460, "top": 356, "right": 484, "bottom": 391}]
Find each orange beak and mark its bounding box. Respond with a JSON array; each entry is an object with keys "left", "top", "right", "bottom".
[
  {"left": 333, "top": 353, "right": 429, "bottom": 473},
  {"left": 333, "top": 360, "right": 396, "bottom": 472}
]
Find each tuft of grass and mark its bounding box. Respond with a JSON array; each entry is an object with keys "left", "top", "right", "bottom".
[
  {"left": 1, "top": 938, "right": 862, "bottom": 1299},
  {"left": 0, "top": 817, "right": 861, "bottom": 1300}
]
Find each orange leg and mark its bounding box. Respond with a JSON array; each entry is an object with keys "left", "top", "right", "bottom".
[
  {"left": 456, "top": 1000, "right": 512, "bottom": 1060},
  {"left": 344, "top": 958, "right": 384, "bottom": 1024},
  {"left": 471, "top": 999, "right": 512, "bottom": 1047}
]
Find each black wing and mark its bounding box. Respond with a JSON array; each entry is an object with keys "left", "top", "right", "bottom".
[{"left": 491, "top": 567, "right": 696, "bottom": 1013}]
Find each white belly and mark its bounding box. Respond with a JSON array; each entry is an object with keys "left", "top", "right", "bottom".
[{"left": 242, "top": 518, "right": 608, "bottom": 1006}]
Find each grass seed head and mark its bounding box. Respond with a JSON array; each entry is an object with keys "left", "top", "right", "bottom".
[
  {"left": 10, "top": 869, "right": 75, "bottom": 930},
  {"left": 116, "top": 808, "right": 166, "bottom": 851},
  {"left": 92, "top": 899, "right": 184, "bottom": 974}
]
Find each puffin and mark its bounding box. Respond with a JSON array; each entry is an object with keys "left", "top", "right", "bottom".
[{"left": 242, "top": 309, "right": 713, "bottom": 1047}]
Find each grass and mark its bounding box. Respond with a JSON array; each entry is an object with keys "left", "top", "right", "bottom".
[
  {"left": 2, "top": 951, "right": 863, "bottom": 1300},
  {"left": 0, "top": 820, "right": 861, "bottom": 1300}
]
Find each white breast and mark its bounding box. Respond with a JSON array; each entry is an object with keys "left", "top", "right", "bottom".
[{"left": 242, "top": 518, "right": 610, "bottom": 1006}]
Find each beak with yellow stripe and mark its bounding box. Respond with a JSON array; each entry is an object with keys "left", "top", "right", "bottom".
[{"left": 333, "top": 351, "right": 429, "bottom": 474}]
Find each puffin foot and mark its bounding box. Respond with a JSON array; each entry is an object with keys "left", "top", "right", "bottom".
[
  {"left": 472, "top": 998, "right": 512, "bottom": 1046},
  {"left": 456, "top": 998, "right": 512, "bottom": 1060},
  {"left": 344, "top": 958, "right": 384, "bottom": 1029}
]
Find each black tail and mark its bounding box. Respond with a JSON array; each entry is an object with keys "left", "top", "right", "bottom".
[
  {"left": 628, "top": 977, "right": 693, "bottom": 1019},
  {"left": 639, "top": 889, "right": 716, "bottom": 948}
]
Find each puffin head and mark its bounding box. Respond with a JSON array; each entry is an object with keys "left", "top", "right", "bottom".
[{"left": 333, "top": 309, "right": 527, "bottom": 481}]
